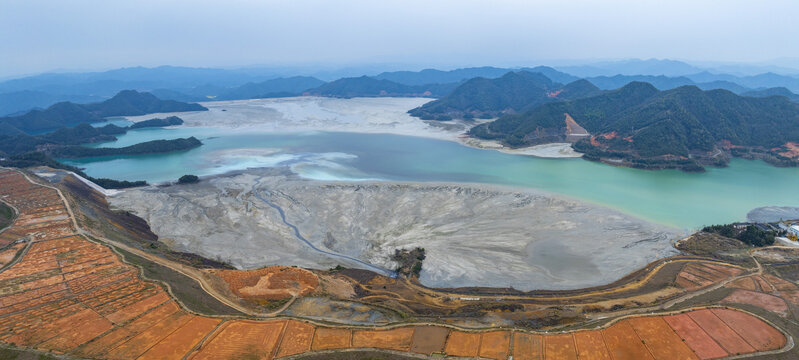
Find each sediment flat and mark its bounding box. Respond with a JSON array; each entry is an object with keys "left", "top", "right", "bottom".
[
  {"left": 121, "top": 96, "right": 581, "bottom": 158},
  {"left": 109, "top": 168, "right": 680, "bottom": 290}
]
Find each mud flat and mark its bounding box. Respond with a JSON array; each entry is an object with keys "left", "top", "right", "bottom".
[
  {"left": 109, "top": 168, "right": 680, "bottom": 290},
  {"left": 121, "top": 96, "right": 581, "bottom": 158},
  {"left": 747, "top": 206, "right": 799, "bottom": 222}
]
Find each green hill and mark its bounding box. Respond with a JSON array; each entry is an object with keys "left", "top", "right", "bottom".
[
  {"left": 51, "top": 137, "right": 202, "bottom": 158},
  {"left": 743, "top": 87, "right": 799, "bottom": 102},
  {"left": 0, "top": 90, "right": 206, "bottom": 135},
  {"left": 408, "top": 71, "right": 600, "bottom": 120},
  {"left": 470, "top": 82, "right": 799, "bottom": 171}
]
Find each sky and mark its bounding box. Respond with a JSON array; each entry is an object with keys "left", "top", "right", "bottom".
[{"left": 1, "top": 0, "right": 798, "bottom": 77}]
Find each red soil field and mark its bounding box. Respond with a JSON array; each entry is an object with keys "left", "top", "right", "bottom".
[
  {"left": 711, "top": 308, "right": 786, "bottom": 351},
  {"left": 721, "top": 289, "right": 788, "bottom": 315},
  {"left": 104, "top": 311, "right": 195, "bottom": 359},
  {"left": 352, "top": 327, "right": 414, "bottom": 352},
  {"left": 663, "top": 314, "right": 728, "bottom": 360},
  {"left": 72, "top": 302, "right": 183, "bottom": 357},
  {"left": 573, "top": 331, "right": 611, "bottom": 360},
  {"left": 311, "top": 327, "right": 352, "bottom": 351},
  {"left": 105, "top": 292, "right": 171, "bottom": 324},
  {"left": 543, "top": 333, "right": 577, "bottom": 360},
  {"left": 754, "top": 276, "right": 775, "bottom": 292},
  {"left": 687, "top": 309, "right": 754, "bottom": 355},
  {"left": 512, "top": 333, "right": 543, "bottom": 360},
  {"left": 478, "top": 331, "right": 510, "bottom": 360},
  {"left": 191, "top": 320, "right": 285, "bottom": 360},
  {"left": 444, "top": 330, "right": 480, "bottom": 358},
  {"left": 276, "top": 320, "right": 316, "bottom": 358},
  {"left": 764, "top": 274, "right": 797, "bottom": 291},
  {"left": 601, "top": 321, "right": 653, "bottom": 360},
  {"left": 409, "top": 326, "right": 448, "bottom": 355},
  {"left": 627, "top": 316, "right": 698, "bottom": 360},
  {"left": 37, "top": 314, "right": 114, "bottom": 354},
  {"left": 726, "top": 276, "right": 757, "bottom": 291},
  {"left": 138, "top": 316, "right": 221, "bottom": 360}
]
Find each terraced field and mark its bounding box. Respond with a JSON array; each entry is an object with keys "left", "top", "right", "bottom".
[{"left": 0, "top": 168, "right": 792, "bottom": 359}]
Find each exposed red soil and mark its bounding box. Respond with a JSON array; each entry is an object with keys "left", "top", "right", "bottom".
[
  {"left": 211, "top": 266, "right": 318, "bottom": 301},
  {"left": 410, "top": 326, "right": 448, "bottom": 355},
  {"left": 276, "top": 320, "right": 316, "bottom": 358},
  {"left": 687, "top": 309, "right": 754, "bottom": 355},
  {"left": 310, "top": 327, "right": 352, "bottom": 351},
  {"left": 352, "top": 327, "right": 414, "bottom": 352},
  {"left": 572, "top": 331, "right": 610, "bottom": 360},
  {"left": 478, "top": 331, "right": 510, "bottom": 360},
  {"left": 543, "top": 334, "right": 577, "bottom": 360},
  {"left": 444, "top": 331, "right": 480, "bottom": 358},
  {"left": 663, "top": 314, "right": 729, "bottom": 360},
  {"left": 721, "top": 289, "right": 788, "bottom": 315},
  {"left": 513, "top": 333, "right": 543, "bottom": 360}
]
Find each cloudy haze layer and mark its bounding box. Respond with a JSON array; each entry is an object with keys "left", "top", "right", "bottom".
[{"left": 1, "top": 0, "right": 797, "bottom": 77}]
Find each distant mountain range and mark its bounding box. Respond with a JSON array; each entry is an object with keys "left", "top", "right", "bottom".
[
  {"left": 408, "top": 71, "right": 599, "bottom": 120},
  {"left": 216, "top": 76, "right": 326, "bottom": 100},
  {"left": 2, "top": 62, "right": 798, "bottom": 116},
  {"left": 470, "top": 82, "right": 799, "bottom": 171},
  {"left": 306, "top": 76, "right": 459, "bottom": 98},
  {"left": 0, "top": 90, "right": 206, "bottom": 135}
]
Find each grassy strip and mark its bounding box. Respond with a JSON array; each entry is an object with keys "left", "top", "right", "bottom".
[
  {"left": 0, "top": 202, "right": 14, "bottom": 231},
  {"left": 0, "top": 346, "right": 60, "bottom": 360},
  {"left": 110, "top": 245, "right": 243, "bottom": 316}
]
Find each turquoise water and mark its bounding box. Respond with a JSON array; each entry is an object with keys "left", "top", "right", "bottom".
[{"left": 61, "top": 128, "right": 799, "bottom": 229}]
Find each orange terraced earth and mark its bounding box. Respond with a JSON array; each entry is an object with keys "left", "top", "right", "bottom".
[{"left": 0, "top": 168, "right": 790, "bottom": 359}]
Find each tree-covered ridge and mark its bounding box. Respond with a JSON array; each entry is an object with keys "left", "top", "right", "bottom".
[
  {"left": 702, "top": 224, "right": 776, "bottom": 247},
  {"left": 470, "top": 82, "right": 799, "bottom": 171},
  {"left": 743, "top": 87, "right": 799, "bottom": 103},
  {"left": 51, "top": 137, "right": 202, "bottom": 158},
  {"left": 129, "top": 116, "right": 184, "bottom": 129},
  {"left": 0, "top": 90, "right": 206, "bottom": 135},
  {"left": 407, "top": 71, "right": 601, "bottom": 120},
  {"left": 0, "top": 123, "right": 126, "bottom": 156},
  {"left": 0, "top": 115, "right": 187, "bottom": 157}
]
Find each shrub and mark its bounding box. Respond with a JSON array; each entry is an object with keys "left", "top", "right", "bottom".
[{"left": 177, "top": 174, "right": 199, "bottom": 184}]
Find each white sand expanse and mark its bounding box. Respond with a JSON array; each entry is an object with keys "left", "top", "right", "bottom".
[
  {"left": 109, "top": 169, "right": 680, "bottom": 291},
  {"left": 121, "top": 96, "right": 582, "bottom": 159}
]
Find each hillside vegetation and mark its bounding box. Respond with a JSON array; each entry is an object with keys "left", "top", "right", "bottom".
[
  {"left": 408, "top": 71, "right": 600, "bottom": 120},
  {"left": 51, "top": 137, "right": 202, "bottom": 158},
  {"left": 0, "top": 90, "right": 206, "bottom": 135},
  {"left": 471, "top": 82, "right": 799, "bottom": 171}
]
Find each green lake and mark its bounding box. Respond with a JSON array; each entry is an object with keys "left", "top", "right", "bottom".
[{"left": 61, "top": 127, "right": 799, "bottom": 230}]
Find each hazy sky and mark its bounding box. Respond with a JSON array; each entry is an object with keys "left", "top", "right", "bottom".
[{"left": 1, "top": 0, "right": 797, "bottom": 77}]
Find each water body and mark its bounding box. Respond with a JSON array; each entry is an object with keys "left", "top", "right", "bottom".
[{"left": 62, "top": 127, "right": 799, "bottom": 229}]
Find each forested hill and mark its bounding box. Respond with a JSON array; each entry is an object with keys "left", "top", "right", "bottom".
[
  {"left": 470, "top": 82, "right": 799, "bottom": 171},
  {"left": 306, "top": 76, "right": 459, "bottom": 98},
  {"left": 0, "top": 90, "right": 206, "bottom": 135},
  {"left": 742, "top": 87, "right": 799, "bottom": 103},
  {"left": 407, "top": 71, "right": 601, "bottom": 120}
]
